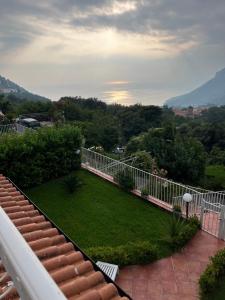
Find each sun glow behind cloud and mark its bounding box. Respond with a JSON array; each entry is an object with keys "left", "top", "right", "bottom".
[
  {"left": 1, "top": 0, "right": 225, "bottom": 105},
  {"left": 8, "top": 17, "right": 198, "bottom": 66}
]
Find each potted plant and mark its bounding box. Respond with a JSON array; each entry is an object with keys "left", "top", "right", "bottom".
[{"left": 141, "top": 188, "right": 149, "bottom": 199}]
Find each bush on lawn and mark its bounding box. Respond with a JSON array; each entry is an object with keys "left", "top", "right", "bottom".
[
  {"left": 86, "top": 241, "right": 158, "bottom": 267},
  {"left": 199, "top": 248, "right": 225, "bottom": 298},
  {"left": 164, "top": 215, "right": 200, "bottom": 251},
  {"left": 63, "top": 174, "right": 83, "bottom": 193},
  {"left": 0, "top": 125, "right": 82, "bottom": 188},
  {"left": 114, "top": 168, "right": 135, "bottom": 191}
]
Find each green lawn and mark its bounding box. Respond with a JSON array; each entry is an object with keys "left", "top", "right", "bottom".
[
  {"left": 205, "top": 165, "right": 225, "bottom": 190},
  {"left": 26, "top": 169, "right": 172, "bottom": 256}
]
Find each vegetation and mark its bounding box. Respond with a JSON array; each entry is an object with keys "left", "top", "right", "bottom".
[
  {"left": 204, "top": 165, "right": 225, "bottom": 190},
  {"left": 2, "top": 94, "right": 225, "bottom": 189},
  {"left": 173, "top": 204, "right": 182, "bottom": 213},
  {"left": 86, "top": 241, "right": 158, "bottom": 267},
  {"left": 126, "top": 124, "right": 206, "bottom": 184},
  {"left": 141, "top": 188, "right": 149, "bottom": 197},
  {"left": 114, "top": 168, "right": 135, "bottom": 191},
  {"left": 163, "top": 215, "right": 200, "bottom": 251},
  {"left": 26, "top": 169, "right": 173, "bottom": 257},
  {"left": 63, "top": 174, "right": 83, "bottom": 194},
  {"left": 202, "top": 281, "right": 225, "bottom": 300},
  {"left": 199, "top": 248, "right": 225, "bottom": 299},
  {"left": 0, "top": 125, "right": 82, "bottom": 188}
]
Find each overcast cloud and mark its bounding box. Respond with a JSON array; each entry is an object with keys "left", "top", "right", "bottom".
[{"left": 0, "top": 0, "right": 225, "bottom": 105}]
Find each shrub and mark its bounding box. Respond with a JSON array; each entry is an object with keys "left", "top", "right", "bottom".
[
  {"left": 114, "top": 168, "right": 135, "bottom": 191},
  {"left": 86, "top": 241, "right": 158, "bottom": 267},
  {"left": 63, "top": 174, "right": 82, "bottom": 193},
  {"left": 163, "top": 215, "right": 200, "bottom": 251},
  {"left": 199, "top": 248, "right": 225, "bottom": 298},
  {"left": 173, "top": 204, "right": 182, "bottom": 213},
  {"left": 141, "top": 188, "right": 149, "bottom": 197},
  {"left": 0, "top": 125, "right": 82, "bottom": 188}
]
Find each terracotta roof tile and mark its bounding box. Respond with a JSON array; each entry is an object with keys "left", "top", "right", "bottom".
[{"left": 0, "top": 176, "right": 131, "bottom": 300}]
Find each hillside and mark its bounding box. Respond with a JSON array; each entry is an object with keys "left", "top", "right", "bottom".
[
  {"left": 0, "top": 75, "right": 50, "bottom": 102},
  {"left": 165, "top": 68, "right": 225, "bottom": 107}
]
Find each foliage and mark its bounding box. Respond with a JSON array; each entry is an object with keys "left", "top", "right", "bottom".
[
  {"left": 26, "top": 169, "right": 173, "bottom": 257},
  {"left": 126, "top": 135, "right": 144, "bottom": 154},
  {"left": 114, "top": 168, "right": 135, "bottom": 191},
  {"left": 63, "top": 174, "right": 82, "bottom": 193},
  {"left": 203, "top": 165, "right": 225, "bottom": 190},
  {"left": 141, "top": 188, "right": 149, "bottom": 197},
  {"left": 55, "top": 98, "right": 164, "bottom": 143},
  {"left": 199, "top": 248, "right": 225, "bottom": 299},
  {"left": 140, "top": 125, "right": 206, "bottom": 184},
  {"left": 0, "top": 125, "right": 82, "bottom": 188},
  {"left": 208, "top": 146, "right": 225, "bottom": 165},
  {"left": 86, "top": 241, "right": 158, "bottom": 267},
  {"left": 163, "top": 215, "right": 200, "bottom": 251},
  {"left": 173, "top": 205, "right": 182, "bottom": 213},
  {"left": 131, "top": 151, "right": 154, "bottom": 172},
  {"left": 4, "top": 93, "right": 225, "bottom": 189}
]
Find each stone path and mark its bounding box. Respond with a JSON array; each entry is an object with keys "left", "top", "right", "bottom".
[{"left": 116, "top": 231, "right": 225, "bottom": 300}]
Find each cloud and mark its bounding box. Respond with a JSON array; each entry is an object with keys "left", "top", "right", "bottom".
[
  {"left": 0, "top": 0, "right": 225, "bottom": 105},
  {"left": 1, "top": 0, "right": 225, "bottom": 58}
]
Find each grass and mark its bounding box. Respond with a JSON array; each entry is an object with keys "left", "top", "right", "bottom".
[
  {"left": 26, "top": 169, "right": 173, "bottom": 256},
  {"left": 205, "top": 165, "right": 225, "bottom": 190}
]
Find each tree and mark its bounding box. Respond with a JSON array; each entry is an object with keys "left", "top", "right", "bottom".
[
  {"left": 101, "top": 126, "right": 119, "bottom": 151},
  {"left": 131, "top": 151, "right": 154, "bottom": 172}
]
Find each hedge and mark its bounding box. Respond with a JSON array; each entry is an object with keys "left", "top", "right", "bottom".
[
  {"left": 199, "top": 248, "right": 225, "bottom": 298},
  {"left": 86, "top": 241, "right": 158, "bottom": 267},
  {"left": 0, "top": 125, "right": 82, "bottom": 188}
]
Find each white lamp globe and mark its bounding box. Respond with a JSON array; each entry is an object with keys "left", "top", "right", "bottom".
[{"left": 183, "top": 193, "right": 193, "bottom": 203}]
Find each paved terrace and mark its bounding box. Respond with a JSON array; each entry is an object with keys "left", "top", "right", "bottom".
[
  {"left": 83, "top": 162, "right": 225, "bottom": 299},
  {"left": 116, "top": 231, "right": 225, "bottom": 300}
]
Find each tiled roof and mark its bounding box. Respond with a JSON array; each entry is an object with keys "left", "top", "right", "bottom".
[{"left": 0, "top": 175, "right": 130, "bottom": 300}]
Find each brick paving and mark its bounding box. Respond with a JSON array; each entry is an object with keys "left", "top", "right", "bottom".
[{"left": 116, "top": 231, "right": 225, "bottom": 300}]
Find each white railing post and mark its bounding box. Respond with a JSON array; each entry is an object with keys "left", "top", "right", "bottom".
[
  {"left": 218, "top": 205, "right": 225, "bottom": 240},
  {"left": 200, "top": 198, "right": 205, "bottom": 225}
]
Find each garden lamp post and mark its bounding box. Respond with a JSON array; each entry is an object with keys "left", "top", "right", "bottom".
[{"left": 183, "top": 193, "right": 193, "bottom": 219}]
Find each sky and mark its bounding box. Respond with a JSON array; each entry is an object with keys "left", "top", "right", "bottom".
[{"left": 0, "top": 0, "right": 225, "bottom": 106}]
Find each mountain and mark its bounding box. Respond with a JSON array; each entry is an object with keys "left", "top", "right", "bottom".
[
  {"left": 165, "top": 68, "right": 225, "bottom": 107},
  {"left": 0, "top": 75, "right": 50, "bottom": 102}
]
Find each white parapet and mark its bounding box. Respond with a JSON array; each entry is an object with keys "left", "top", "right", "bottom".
[{"left": 0, "top": 207, "right": 67, "bottom": 300}]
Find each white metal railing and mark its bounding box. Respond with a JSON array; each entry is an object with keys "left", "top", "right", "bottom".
[
  {"left": 81, "top": 148, "right": 225, "bottom": 240},
  {"left": 200, "top": 199, "right": 222, "bottom": 237},
  {"left": 172, "top": 193, "right": 202, "bottom": 217},
  {"left": 172, "top": 191, "right": 225, "bottom": 217},
  {"left": 0, "top": 123, "right": 30, "bottom": 135},
  {"left": 0, "top": 124, "right": 16, "bottom": 135},
  {"left": 0, "top": 207, "right": 67, "bottom": 300},
  {"left": 81, "top": 147, "right": 199, "bottom": 204}
]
